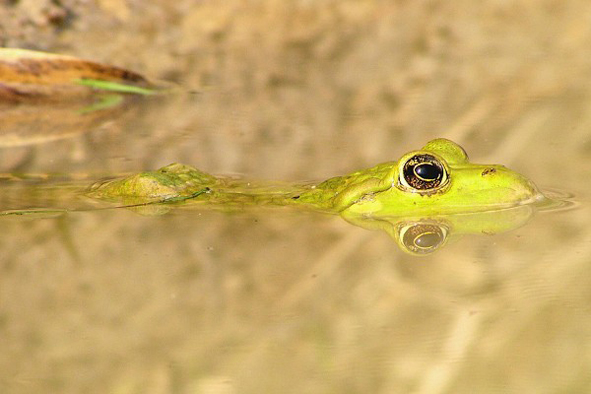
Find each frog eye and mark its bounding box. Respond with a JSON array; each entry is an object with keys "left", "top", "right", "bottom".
[
  {"left": 400, "top": 223, "right": 448, "bottom": 255},
  {"left": 399, "top": 154, "right": 448, "bottom": 192}
]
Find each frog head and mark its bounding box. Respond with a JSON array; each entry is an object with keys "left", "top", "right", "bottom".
[{"left": 339, "top": 138, "right": 542, "bottom": 216}]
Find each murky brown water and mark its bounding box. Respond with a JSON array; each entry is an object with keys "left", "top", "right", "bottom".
[{"left": 2, "top": 1, "right": 591, "bottom": 393}]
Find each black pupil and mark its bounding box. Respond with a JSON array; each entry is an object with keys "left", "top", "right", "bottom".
[
  {"left": 414, "top": 163, "right": 440, "bottom": 181},
  {"left": 414, "top": 232, "right": 443, "bottom": 249}
]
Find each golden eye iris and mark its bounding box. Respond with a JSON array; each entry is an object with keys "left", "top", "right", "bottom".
[{"left": 400, "top": 154, "right": 448, "bottom": 192}]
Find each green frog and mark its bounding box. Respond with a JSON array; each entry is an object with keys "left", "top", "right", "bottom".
[
  {"left": 87, "top": 138, "right": 542, "bottom": 216},
  {"left": 2, "top": 138, "right": 545, "bottom": 254}
]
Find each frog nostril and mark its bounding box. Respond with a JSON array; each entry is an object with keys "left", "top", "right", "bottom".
[{"left": 482, "top": 167, "right": 497, "bottom": 177}]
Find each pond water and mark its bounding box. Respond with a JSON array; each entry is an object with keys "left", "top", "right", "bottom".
[{"left": 2, "top": 2, "right": 591, "bottom": 394}]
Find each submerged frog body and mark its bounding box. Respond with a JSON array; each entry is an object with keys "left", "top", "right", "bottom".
[{"left": 87, "top": 139, "right": 541, "bottom": 216}]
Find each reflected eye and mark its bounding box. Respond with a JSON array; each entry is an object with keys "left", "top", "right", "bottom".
[
  {"left": 400, "top": 154, "right": 448, "bottom": 192},
  {"left": 400, "top": 223, "right": 448, "bottom": 255},
  {"left": 414, "top": 231, "right": 443, "bottom": 248}
]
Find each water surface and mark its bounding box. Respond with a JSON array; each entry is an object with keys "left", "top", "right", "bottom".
[{"left": 2, "top": 2, "right": 591, "bottom": 393}]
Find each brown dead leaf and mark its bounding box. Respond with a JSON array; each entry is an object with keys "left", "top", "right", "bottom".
[{"left": 0, "top": 48, "right": 155, "bottom": 102}]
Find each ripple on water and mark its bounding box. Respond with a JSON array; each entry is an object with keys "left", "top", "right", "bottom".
[{"left": 536, "top": 187, "right": 581, "bottom": 213}]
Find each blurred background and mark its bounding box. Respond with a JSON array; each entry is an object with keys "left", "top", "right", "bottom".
[{"left": 1, "top": 1, "right": 591, "bottom": 393}]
